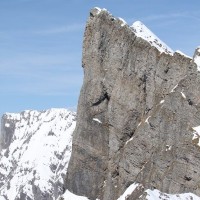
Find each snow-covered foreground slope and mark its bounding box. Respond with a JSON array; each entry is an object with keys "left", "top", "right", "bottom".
[
  {"left": 0, "top": 108, "right": 76, "bottom": 200},
  {"left": 59, "top": 190, "right": 89, "bottom": 200},
  {"left": 117, "top": 183, "right": 200, "bottom": 200}
]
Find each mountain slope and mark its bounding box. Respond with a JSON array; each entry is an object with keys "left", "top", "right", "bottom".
[{"left": 0, "top": 108, "right": 76, "bottom": 200}]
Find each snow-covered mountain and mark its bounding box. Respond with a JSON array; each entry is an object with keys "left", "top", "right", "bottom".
[{"left": 0, "top": 109, "right": 76, "bottom": 200}]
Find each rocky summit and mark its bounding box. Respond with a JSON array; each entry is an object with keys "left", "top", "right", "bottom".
[{"left": 65, "top": 7, "right": 200, "bottom": 200}]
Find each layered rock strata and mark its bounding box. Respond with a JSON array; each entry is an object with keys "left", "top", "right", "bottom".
[{"left": 66, "top": 7, "right": 200, "bottom": 200}]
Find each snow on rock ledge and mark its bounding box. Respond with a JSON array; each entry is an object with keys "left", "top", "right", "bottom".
[
  {"left": 117, "top": 182, "right": 200, "bottom": 200},
  {"left": 146, "top": 188, "right": 200, "bottom": 200},
  {"left": 131, "top": 21, "right": 174, "bottom": 55},
  {"left": 117, "top": 183, "right": 141, "bottom": 200},
  {"left": 58, "top": 190, "right": 89, "bottom": 200},
  {"left": 193, "top": 47, "right": 200, "bottom": 71},
  {"left": 175, "top": 50, "right": 192, "bottom": 59}
]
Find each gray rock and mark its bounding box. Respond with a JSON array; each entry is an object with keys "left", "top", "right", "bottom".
[
  {"left": 66, "top": 7, "right": 200, "bottom": 200},
  {"left": 0, "top": 114, "right": 18, "bottom": 150}
]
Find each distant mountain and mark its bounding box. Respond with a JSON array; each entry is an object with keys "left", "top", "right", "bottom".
[{"left": 0, "top": 109, "right": 76, "bottom": 200}]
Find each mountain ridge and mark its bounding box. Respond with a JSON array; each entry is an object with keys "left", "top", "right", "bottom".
[{"left": 0, "top": 108, "right": 76, "bottom": 200}]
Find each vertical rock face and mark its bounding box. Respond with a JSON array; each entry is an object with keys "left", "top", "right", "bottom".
[
  {"left": 0, "top": 114, "right": 17, "bottom": 151},
  {"left": 0, "top": 109, "right": 76, "bottom": 200},
  {"left": 66, "top": 8, "right": 200, "bottom": 200}
]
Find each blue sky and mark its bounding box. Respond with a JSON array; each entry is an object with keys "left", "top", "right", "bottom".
[{"left": 0, "top": 0, "right": 200, "bottom": 116}]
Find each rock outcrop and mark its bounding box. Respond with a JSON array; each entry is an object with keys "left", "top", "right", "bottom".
[{"left": 66, "top": 7, "right": 200, "bottom": 200}]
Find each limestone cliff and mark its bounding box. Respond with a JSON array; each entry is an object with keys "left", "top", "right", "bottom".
[{"left": 66, "top": 8, "right": 200, "bottom": 200}]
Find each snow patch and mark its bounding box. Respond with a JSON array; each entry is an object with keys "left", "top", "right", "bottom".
[
  {"left": 175, "top": 50, "right": 192, "bottom": 59},
  {"left": 118, "top": 17, "right": 127, "bottom": 27},
  {"left": 145, "top": 116, "right": 151, "bottom": 124},
  {"left": 60, "top": 190, "right": 89, "bottom": 200},
  {"left": 5, "top": 113, "right": 20, "bottom": 121},
  {"left": 146, "top": 188, "right": 200, "bottom": 200},
  {"left": 125, "top": 137, "right": 133, "bottom": 145},
  {"left": 137, "top": 122, "right": 142, "bottom": 127},
  {"left": 116, "top": 182, "right": 200, "bottom": 200},
  {"left": 94, "top": 7, "right": 101, "bottom": 15},
  {"left": 4, "top": 123, "right": 10, "bottom": 128},
  {"left": 194, "top": 47, "right": 200, "bottom": 71},
  {"left": 192, "top": 126, "right": 200, "bottom": 146},
  {"left": 165, "top": 145, "right": 172, "bottom": 151},
  {"left": 171, "top": 84, "right": 178, "bottom": 93},
  {"left": 93, "top": 118, "right": 102, "bottom": 124},
  {"left": 192, "top": 126, "right": 200, "bottom": 135},
  {"left": 117, "top": 183, "right": 140, "bottom": 200},
  {"left": 131, "top": 21, "right": 173, "bottom": 55},
  {"left": 160, "top": 100, "right": 165, "bottom": 104},
  {"left": 181, "top": 91, "right": 186, "bottom": 99}
]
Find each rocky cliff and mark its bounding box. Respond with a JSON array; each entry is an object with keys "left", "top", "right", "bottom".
[
  {"left": 0, "top": 109, "right": 76, "bottom": 200},
  {"left": 66, "top": 8, "right": 200, "bottom": 200}
]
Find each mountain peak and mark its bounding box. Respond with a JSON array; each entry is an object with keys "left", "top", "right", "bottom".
[{"left": 0, "top": 108, "right": 76, "bottom": 200}]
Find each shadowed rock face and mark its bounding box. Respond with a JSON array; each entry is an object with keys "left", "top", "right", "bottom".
[{"left": 66, "top": 8, "right": 200, "bottom": 200}]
